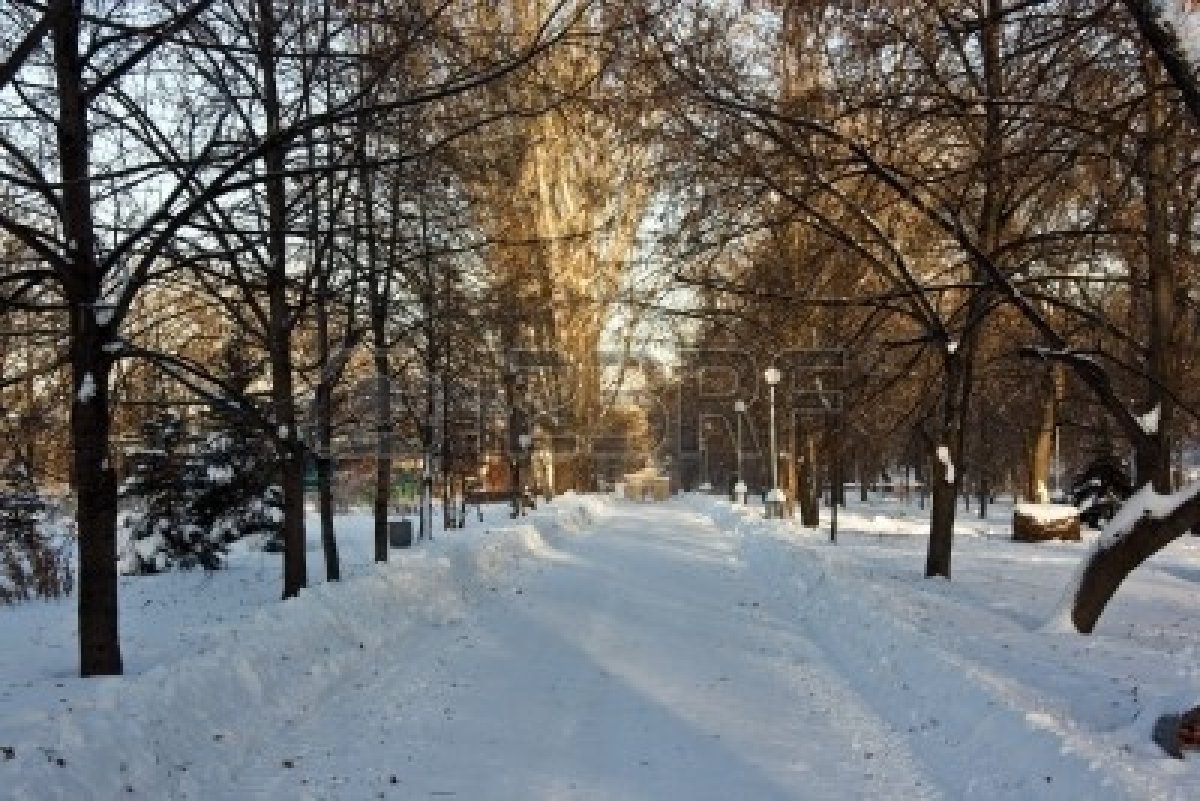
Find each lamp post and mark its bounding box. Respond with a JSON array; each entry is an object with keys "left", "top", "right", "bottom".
[
  {"left": 733, "top": 399, "right": 747, "bottom": 503},
  {"left": 764, "top": 367, "right": 786, "bottom": 518}
]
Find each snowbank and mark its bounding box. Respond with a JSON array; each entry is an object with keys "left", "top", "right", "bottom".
[
  {"left": 0, "top": 523, "right": 554, "bottom": 800},
  {"left": 532, "top": 491, "right": 612, "bottom": 538},
  {"left": 715, "top": 496, "right": 1200, "bottom": 797},
  {"left": 1013, "top": 503, "right": 1078, "bottom": 523}
]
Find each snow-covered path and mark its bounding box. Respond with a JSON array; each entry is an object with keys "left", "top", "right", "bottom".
[
  {"left": 178, "top": 493, "right": 1154, "bottom": 801},
  {"left": 213, "top": 500, "right": 935, "bottom": 800},
  {"left": 8, "top": 493, "right": 1197, "bottom": 800}
]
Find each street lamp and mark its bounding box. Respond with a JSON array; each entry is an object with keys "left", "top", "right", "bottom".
[
  {"left": 764, "top": 367, "right": 787, "bottom": 518},
  {"left": 733, "top": 399, "right": 747, "bottom": 503}
]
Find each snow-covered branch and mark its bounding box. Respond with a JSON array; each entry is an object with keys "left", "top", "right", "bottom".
[{"left": 1122, "top": 0, "right": 1200, "bottom": 125}]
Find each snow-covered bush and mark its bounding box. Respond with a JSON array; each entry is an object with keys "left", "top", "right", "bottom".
[
  {"left": 119, "top": 413, "right": 281, "bottom": 574},
  {"left": 188, "top": 430, "right": 282, "bottom": 550},
  {"left": 0, "top": 461, "right": 72, "bottom": 603},
  {"left": 119, "top": 413, "right": 218, "bottom": 574},
  {"left": 1069, "top": 452, "right": 1132, "bottom": 529}
]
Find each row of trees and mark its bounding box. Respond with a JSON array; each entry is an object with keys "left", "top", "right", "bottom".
[
  {"left": 646, "top": 0, "right": 1200, "bottom": 631},
  {"left": 0, "top": 0, "right": 658, "bottom": 676},
  {"left": 0, "top": 0, "right": 1197, "bottom": 676}
]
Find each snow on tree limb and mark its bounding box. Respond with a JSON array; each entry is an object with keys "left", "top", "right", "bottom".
[
  {"left": 1155, "top": 0, "right": 1200, "bottom": 63},
  {"left": 1098, "top": 481, "right": 1200, "bottom": 548},
  {"left": 1122, "top": 0, "right": 1200, "bottom": 126},
  {"left": 936, "top": 445, "right": 955, "bottom": 484},
  {"left": 1045, "top": 481, "right": 1200, "bottom": 632}
]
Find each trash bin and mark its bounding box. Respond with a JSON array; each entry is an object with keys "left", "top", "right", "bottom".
[{"left": 388, "top": 519, "right": 413, "bottom": 548}]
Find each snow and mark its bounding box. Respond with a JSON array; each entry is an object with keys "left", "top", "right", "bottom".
[
  {"left": 936, "top": 444, "right": 954, "bottom": 483},
  {"left": 4, "top": 494, "right": 1200, "bottom": 798},
  {"left": 1098, "top": 480, "right": 1200, "bottom": 548},
  {"left": 76, "top": 373, "right": 95, "bottom": 404},
  {"left": 207, "top": 465, "right": 234, "bottom": 484},
  {"left": 1137, "top": 404, "right": 1161, "bottom": 436},
  {"left": 1014, "top": 503, "right": 1078, "bottom": 523},
  {"left": 1157, "top": 0, "right": 1200, "bottom": 63}
]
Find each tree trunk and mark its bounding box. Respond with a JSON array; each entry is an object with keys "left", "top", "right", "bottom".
[
  {"left": 1120, "top": 0, "right": 1200, "bottom": 127},
  {"left": 859, "top": 457, "right": 868, "bottom": 503},
  {"left": 926, "top": 0, "right": 1000, "bottom": 580},
  {"left": 1025, "top": 365, "right": 1058, "bottom": 502},
  {"left": 72, "top": 350, "right": 121, "bottom": 675},
  {"left": 421, "top": 405, "right": 433, "bottom": 537},
  {"left": 420, "top": 189, "right": 436, "bottom": 540},
  {"left": 310, "top": 119, "right": 339, "bottom": 582},
  {"left": 784, "top": 432, "right": 797, "bottom": 519},
  {"left": 1136, "top": 55, "right": 1174, "bottom": 495},
  {"left": 798, "top": 432, "right": 819, "bottom": 527},
  {"left": 926, "top": 353, "right": 970, "bottom": 579},
  {"left": 1073, "top": 494, "right": 1200, "bottom": 633},
  {"left": 368, "top": 220, "right": 391, "bottom": 562},
  {"left": 373, "top": 339, "right": 391, "bottom": 561},
  {"left": 978, "top": 472, "right": 989, "bottom": 519},
  {"left": 926, "top": 441, "right": 958, "bottom": 578},
  {"left": 257, "top": 0, "right": 305, "bottom": 599},
  {"left": 315, "top": 266, "right": 339, "bottom": 578},
  {"left": 54, "top": 4, "right": 122, "bottom": 675},
  {"left": 442, "top": 376, "right": 454, "bottom": 528},
  {"left": 1071, "top": 55, "right": 1179, "bottom": 630},
  {"left": 316, "top": 395, "right": 339, "bottom": 580}
]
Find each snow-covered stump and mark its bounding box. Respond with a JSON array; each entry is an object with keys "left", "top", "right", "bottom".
[{"left": 1013, "top": 503, "right": 1080, "bottom": 542}]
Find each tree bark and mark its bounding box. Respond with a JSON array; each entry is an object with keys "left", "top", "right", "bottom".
[
  {"left": 1070, "top": 55, "right": 1180, "bottom": 629},
  {"left": 927, "top": 0, "right": 1002, "bottom": 579},
  {"left": 257, "top": 0, "right": 306, "bottom": 599},
  {"left": 1025, "top": 366, "right": 1057, "bottom": 502},
  {"left": 309, "top": 106, "right": 339, "bottom": 582},
  {"left": 362, "top": 135, "right": 390, "bottom": 562},
  {"left": 798, "top": 432, "right": 819, "bottom": 527},
  {"left": 926, "top": 439, "right": 959, "bottom": 578},
  {"left": 1137, "top": 55, "right": 1175, "bottom": 495},
  {"left": 1120, "top": 0, "right": 1200, "bottom": 128},
  {"left": 373, "top": 336, "right": 391, "bottom": 560},
  {"left": 926, "top": 352, "right": 970, "bottom": 578},
  {"left": 1073, "top": 493, "right": 1200, "bottom": 633},
  {"left": 420, "top": 187, "right": 436, "bottom": 540},
  {"left": 71, "top": 347, "right": 121, "bottom": 675},
  {"left": 54, "top": 4, "right": 122, "bottom": 676},
  {"left": 315, "top": 274, "right": 339, "bottom": 581}
]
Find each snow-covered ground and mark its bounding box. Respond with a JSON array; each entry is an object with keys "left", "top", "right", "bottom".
[{"left": 3, "top": 493, "right": 1200, "bottom": 799}]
